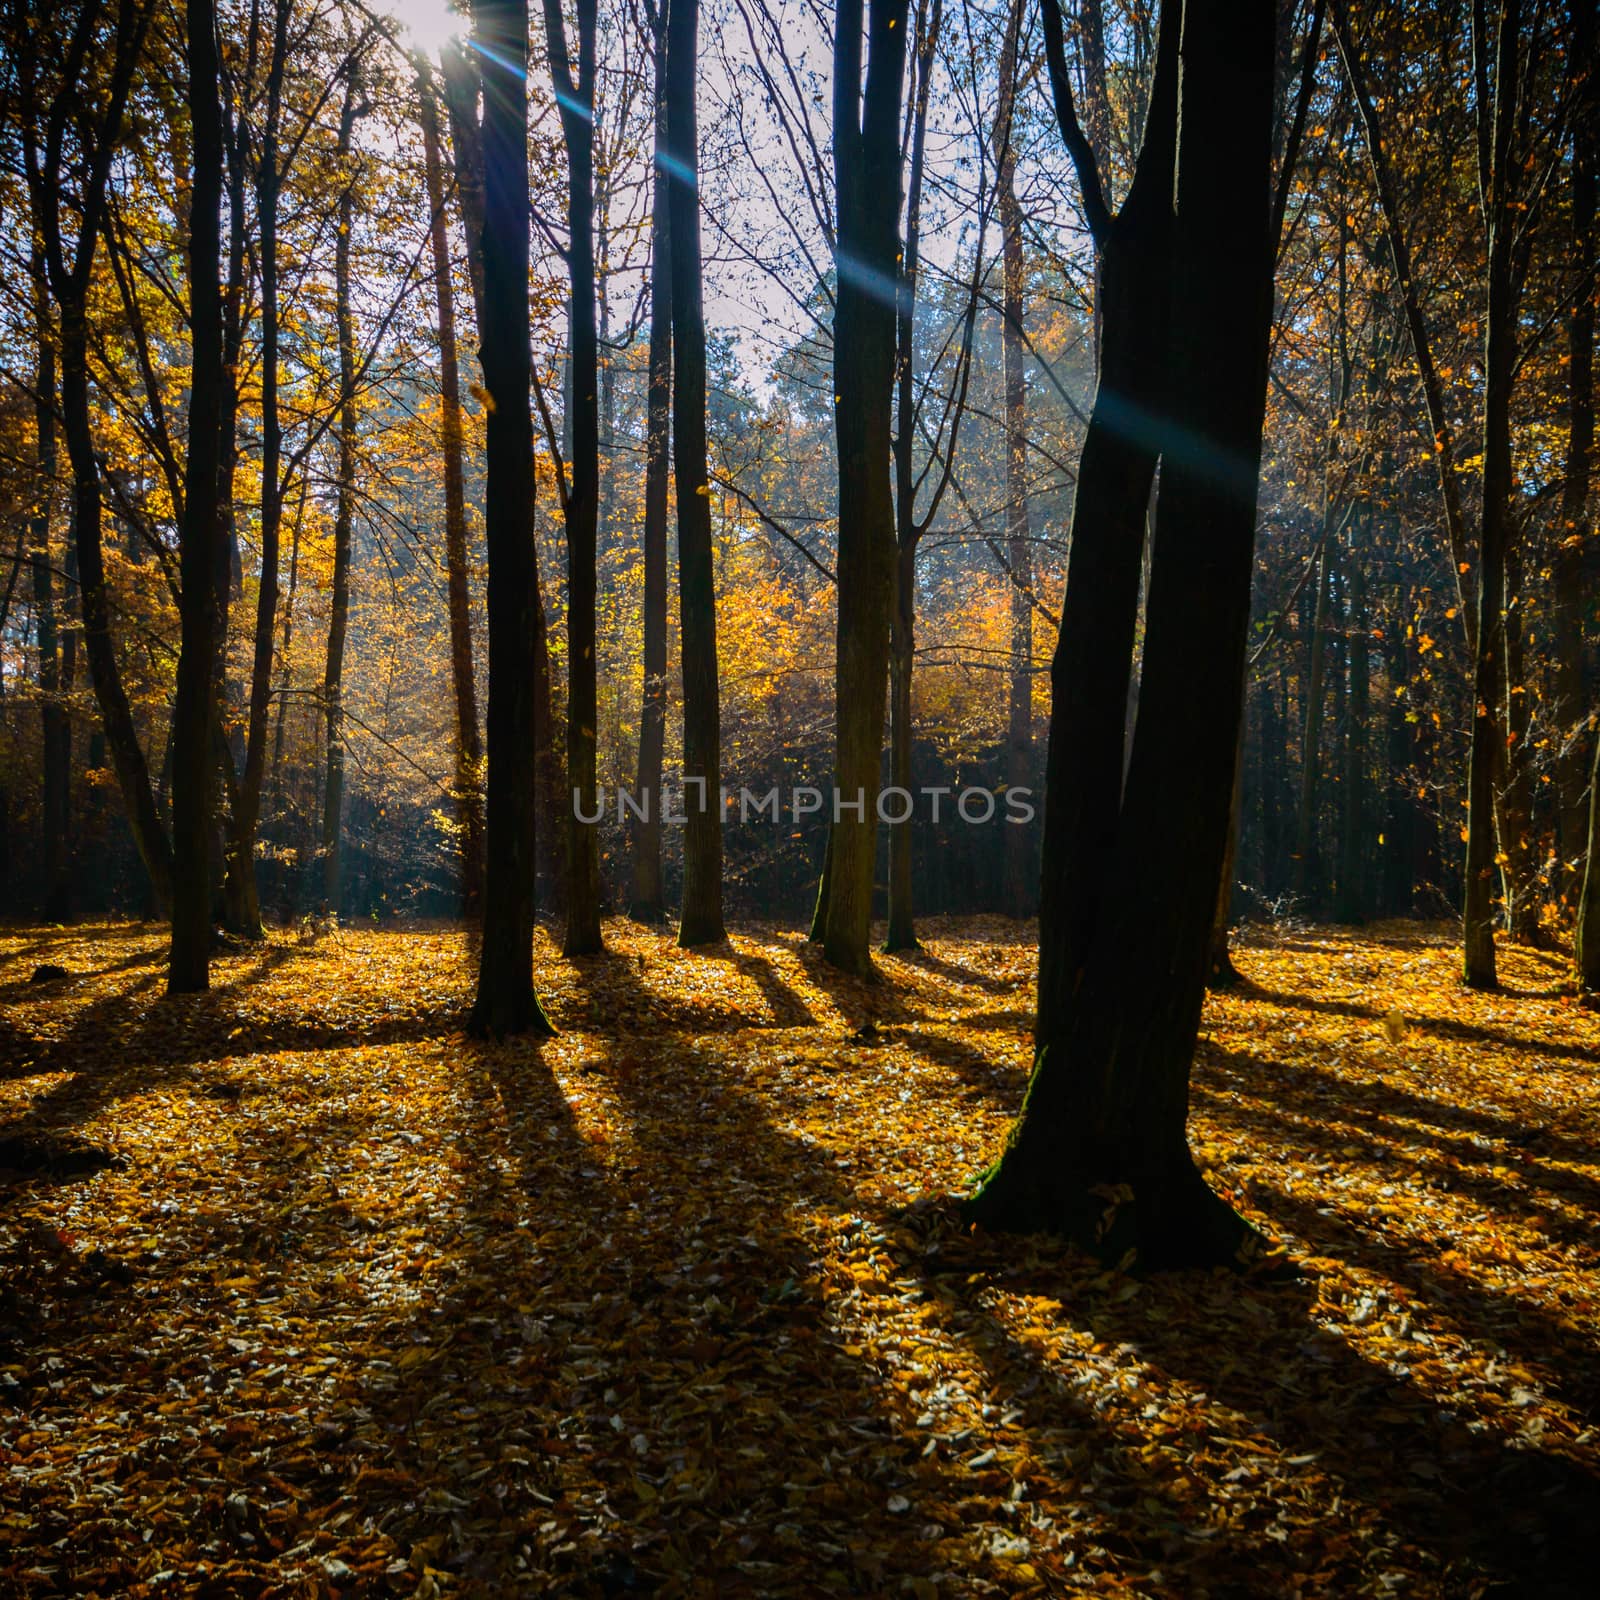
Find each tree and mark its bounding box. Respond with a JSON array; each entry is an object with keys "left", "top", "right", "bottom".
[
  {"left": 469, "top": 0, "right": 555, "bottom": 1039},
  {"left": 168, "top": 0, "right": 228, "bottom": 992},
  {"left": 416, "top": 53, "right": 486, "bottom": 918},
  {"left": 541, "top": 0, "right": 606, "bottom": 958},
  {"left": 664, "top": 0, "right": 725, "bottom": 946},
  {"left": 819, "top": 0, "right": 911, "bottom": 976},
  {"left": 630, "top": 0, "right": 671, "bottom": 924},
  {"left": 968, "top": 0, "right": 1279, "bottom": 1267}
]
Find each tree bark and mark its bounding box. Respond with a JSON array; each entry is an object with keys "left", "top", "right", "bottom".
[
  {"left": 1336, "top": 536, "right": 1369, "bottom": 923},
  {"left": 968, "top": 0, "right": 1278, "bottom": 1270},
  {"left": 29, "top": 244, "right": 70, "bottom": 921},
  {"left": 1033, "top": 0, "right": 1178, "bottom": 1042},
  {"left": 1579, "top": 715, "right": 1600, "bottom": 992},
  {"left": 1555, "top": 0, "right": 1595, "bottom": 902},
  {"left": 418, "top": 56, "right": 485, "bottom": 919},
  {"left": 822, "top": 0, "right": 912, "bottom": 976},
  {"left": 631, "top": 8, "right": 671, "bottom": 923},
  {"left": 1464, "top": 0, "right": 1523, "bottom": 990},
  {"left": 664, "top": 0, "right": 725, "bottom": 946},
  {"left": 542, "top": 0, "right": 605, "bottom": 957},
  {"left": 321, "top": 74, "right": 361, "bottom": 915},
  {"left": 1294, "top": 537, "right": 1331, "bottom": 904},
  {"left": 169, "top": 0, "right": 228, "bottom": 991},
  {"left": 470, "top": 0, "right": 555, "bottom": 1037}
]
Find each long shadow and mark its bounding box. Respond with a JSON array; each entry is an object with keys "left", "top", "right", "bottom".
[
  {"left": 898, "top": 1206, "right": 1600, "bottom": 1596},
  {"left": 889, "top": 946, "right": 1022, "bottom": 998},
  {"left": 724, "top": 944, "right": 817, "bottom": 1029},
  {"left": 1244, "top": 982, "right": 1600, "bottom": 1067},
  {"left": 1203, "top": 1041, "right": 1600, "bottom": 1173}
]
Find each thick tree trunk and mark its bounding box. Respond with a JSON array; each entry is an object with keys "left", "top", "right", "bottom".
[
  {"left": 543, "top": 0, "right": 604, "bottom": 957},
  {"left": 665, "top": 0, "right": 725, "bottom": 947},
  {"left": 418, "top": 58, "right": 485, "bottom": 919},
  {"left": 823, "top": 0, "right": 911, "bottom": 976},
  {"left": 631, "top": 29, "right": 670, "bottom": 923},
  {"left": 1033, "top": 2, "right": 1179, "bottom": 1042},
  {"left": 1206, "top": 724, "right": 1246, "bottom": 988},
  {"left": 1464, "top": 0, "right": 1523, "bottom": 990},
  {"left": 169, "top": 0, "right": 227, "bottom": 992},
  {"left": 470, "top": 0, "right": 554, "bottom": 1038},
  {"left": 321, "top": 78, "right": 360, "bottom": 916},
  {"left": 969, "top": 0, "right": 1277, "bottom": 1270}
]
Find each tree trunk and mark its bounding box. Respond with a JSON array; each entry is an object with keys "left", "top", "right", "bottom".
[
  {"left": 884, "top": 0, "right": 941, "bottom": 955},
  {"left": 968, "top": 0, "right": 1277, "bottom": 1270},
  {"left": 321, "top": 76, "right": 361, "bottom": 916},
  {"left": 1206, "top": 723, "right": 1246, "bottom": 987},
  {"left": 665, "top": 0, "right": 725, "bottom": 946},
  {"left": 30, "top": 246, "right": 70, "bottom": 921},
  {"left": 1336, "top": 537, "right": 1370, "bottom": 922},
  {"left": 1578, "top": 715, "right": 1600, "bottom": 992},
  {"left": 997, "top": 0, "right": 1034, "bottom": 919},
  {"left": 1033, "top": 0, "right": 1179, "bottom": 1042},
  {"left": 1294, "top": 537, "right": 1331, "bottom": 904},
  {"left": 543, "top": 0, "right": 604, "bottom": 957},
  {"left": 169, "top": 0, "right": 227, "bottom": 992},
  {"left": 1556, "top": 1, "right": 1596, "bottom": 901},
  {"left": 418, "top": 57, "right": 485, "bottom": 919},
  {"left": 470, "top": 0, "right": 554, "bottom": 1038},
  {"left": 631, "top": 17, "right": 670, "bottom": 923},
  {"left": 823, "top": 0, "right": 912, "bottom": 976},
  {"left": 223, "top": 0, "right": 290, "bottom": 938},
  {"left": 1464, "top": 0, "right": 1523, "bottom": 990},
  {"left": 1382, "top": 612, "right": 1416, "bottom": 915},
  {"left": 1498, "top": 540, "right": 1540, "bottom": 942}
]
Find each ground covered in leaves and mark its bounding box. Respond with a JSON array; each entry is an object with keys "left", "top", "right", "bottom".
[{"left": 1, "top": 917, "right": 1597, "bottom": 1598}]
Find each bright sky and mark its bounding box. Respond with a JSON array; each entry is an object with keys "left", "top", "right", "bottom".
[{"left": 387, "top": 0, "right": 463, "bottom": 58}]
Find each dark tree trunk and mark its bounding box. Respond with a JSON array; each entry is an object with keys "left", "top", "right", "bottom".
[
  {"left": 169, "top": 0, "right": 228, "bottom": 992},
  {"left": 418, "top": 57, "right": 485, "bottom": 919},
  {"left": 997, "top": 0, "right": 1034, "bottom": 920},
  {"left": 664, "top": 0, "right": 725, "bottom": 946},
  {"left": 224, "top": 0, "right": 290, "bottom": 938},
  {"left": 440, "top": 24, "right": 563, "bottom": 913},
  {"left": 885, "top": 0, "right": 941, "bottom": 954},
  {"left": 1336, "top": 536, "right": 1369, "bottom": 923},
  {"left": 1556, "top": 0, "right": 1597, "bottom": 901},
  {"left": 1033, "top": 0, "right": 1179, "bottom": 1041},
  {"left": 968, "top": 0, "right": 1278, "bottom": 1270},
  {"left": 1579, "top": 718, "right": 1600, "bottom": 992},
  {"left": 1464, "top": 0, "right": 1523, "bottom": 989},
  {"left": 631, "top": 13, "right": 670, "bottom": 923},
  {"left": 1382, "top": 613, "right": 1417, "bottom": 916},
  {"left": 541, "top": 0, "right": 604, "bottom": 956},
  {"left": 321, "top": 76, "right": 361, "bottom": 916},
  {"left": 470, "top": 0, "right": 554, "bottom": 1038},
  {"left": 823, "top": 0, "right": 912, "bottom": 976},
  {"left": 29, "top": 247, "right": 70, "bottom": 921},
  {"left": 1295, "top": 537, "right": 1331, "bottom": 904},
  {"left": 1498, "top": 540, "right": 1539, "bottom": 942},
  {"left": 1206, "top": 724, "right": 1246, "bottom": 987}
]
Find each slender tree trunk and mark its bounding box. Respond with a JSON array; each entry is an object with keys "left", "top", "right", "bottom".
[
  {"left": 823, "top": 0, "right": 912, "bottom": 976},
  {"left": 169, "top": 0, "right": 227, "bottom": 991},
  {"left": 1578, "top": 717, "right": 1600, "bottom": 992},
  {"left": 969, "top": 0, "right": 1278, "bottom": 1268},
  {"left": 1555, "top": 0, "right": 1595, "bottom": 902},
  {"left": 631, "top": 21, "right": 670, "bottom": 923},
  {"left": 418, "top": 58, "right": 485, "bottom": 919},
  {"left": 884, "top": 0, "right": 940, "bottom": 955},
  {"left": 542, "top": 0, "right": 605, "bottom": 957},
  {"left": 470, "top": 0, "right": 554, "bottom": 1037},
  {"left": 664, "top": 0, "right": 725, "bottom": 946},
  {"left": 1295, "top": 538, "right": 1330, "bottom": 903},
  {"left": 321, "top": 76, "right": 361, "bottom": 915},
  {"left": 224, "top": 0, "right": 290, "bottom": 938},
  {"left": 1336, "top": 538, "right": 1370, "bottom": 922},
  {"left": 30, "top": 248, "right": 70, "bottom": 920},
  {"left": 1464, "top": 0, "right": 1523, "bottom": 989},
  {"left": 997, "top": 0, "right": 1033, "bottom": 919},
  {"left": 1382, "top": 611, "right": 1416, "bottom": 915},
  {"left": 1498, "top": 540, "right": 1540, "bottom": 942}
]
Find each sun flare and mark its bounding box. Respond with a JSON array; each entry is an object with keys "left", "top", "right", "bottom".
[{"left": 389, "top": 0, "right": 462, "bottom": 57}]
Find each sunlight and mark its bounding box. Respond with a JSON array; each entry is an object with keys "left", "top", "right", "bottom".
[{"left": 389, "top": 0, "right": 461, "bottom": 58}]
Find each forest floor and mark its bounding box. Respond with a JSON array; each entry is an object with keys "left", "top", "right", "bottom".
[{"left": 0, "top": 916, "right": 1596, "bottom": 1599}]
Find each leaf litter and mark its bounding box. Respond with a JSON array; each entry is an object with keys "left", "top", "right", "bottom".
[{"left": 0, "top": 917, "right": 1596, "bottom": 1596}]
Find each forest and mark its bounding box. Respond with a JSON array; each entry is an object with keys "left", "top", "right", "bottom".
[{"left": 1, "top": 0, "right": 1598, "bottom": 1594}]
